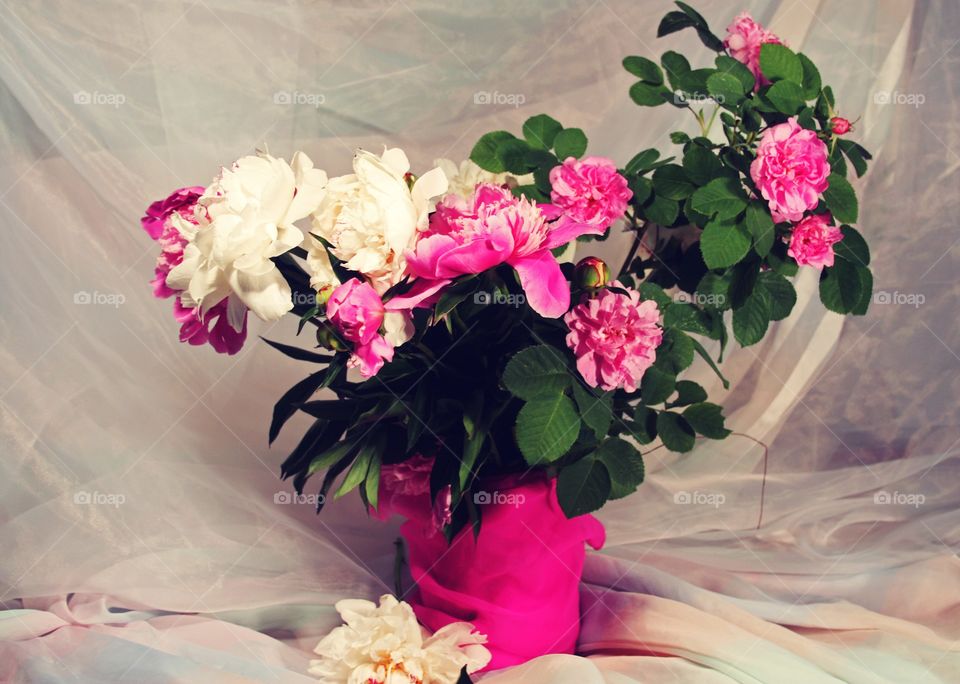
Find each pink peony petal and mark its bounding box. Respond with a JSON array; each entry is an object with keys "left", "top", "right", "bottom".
[{"left": 509, "top": 251, "right": 570, "bottom": 319}]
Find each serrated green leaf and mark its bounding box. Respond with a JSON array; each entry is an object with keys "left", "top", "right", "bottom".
[
  {"left": 822, "top": 173, "right": 859, "bottom": 224},
  {"left": 640, "top": 366, "right": 676, "bottom": 405},
  {"left": 556, "top": 457, "right": 611, "bottom": 518},
  {"left": 657, "top": 411, "right": 696, "bottom": 452},
  {"left": 766, "top": 80, "right": 805, "bottom": 114},
  {"left": 630, "top": 81, "right": 671, "bottom": 107},
  {"left": 758, "top": 271, "right": 796, "bottom": 321},
  {"left": 652, "top": 164, "right": 694, "bottom": 200},
  {"left": 644, "top": 194, "right": 680, "bottom": 226},
  {"left": 819, "top": 257, "right": 868, "bottom": 314},
  {"left": 572, "top": 383, "right": 614, "bottom": 440},
  {"left": 715, "top": 55, "right": 755, "bottom": 92},
  {"left": 707, "top": 72, "right": 746, "bottom": 107},
  {"left": 625, "top": 148, "right": 660, "bottom": 175},
  {"left": 691, "top": 177, "right": 748, "bottom": 220},
  {"left": 759, "top": 43, "right": 803, "bottom": 84},
  {"left": 683, "top": 402, "right": 731, "bottom": 439},
  {"left": 835, "top": 225, "right": 870, "bottom": 266},
  {"left": 797, "top": 53, "right": 822, "bottom": 99},
  {"left": 516, "top": 394, "right": 580, "bottom": 464},
  {"left": 623, "top": 55, "right": 663, "bottom": 84},
  {"left": 553, "top": 128, "right": 588, "bottom": 159},
  {"left": 700, "top": 218, "right": 751, "bottom": 269},
  {"left": 745, "top": 202, "right": 775, "bottom": 257},
  {"left": 732, "top": 286, "right": 771, "bottom": 346},
  {"left": 661, "top": 51, "right": 691, "bottom": 89},
  {"left": 522, "top": 114, "right": 563, "bottom": 150},
  {"left": 502, "top": 345, "right": 572, "bottom": 400},
  {"left": 639, "top": 281, "right": 673, "bottom": 308},
  {"left": 470, "top": 131, "right": 516, "bottom": 173},
  {"left": 670, "top": 380, "right": 708, "bottom": 407},
  {"left": 596, "top": 439, "right": 645, "bottom": 499},
  {"left": 682, "top": 145, "right": 723, "bottom": 186}
]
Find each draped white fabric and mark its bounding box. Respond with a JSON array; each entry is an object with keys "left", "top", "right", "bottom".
[{"left": 1, "top": 0, "right": 958, "bottom": 682}]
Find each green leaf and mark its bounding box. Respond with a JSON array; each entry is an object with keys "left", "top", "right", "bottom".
[
  {"left": 700, "top": 218, "right": 752, "bottom": 269},
  {"left": 691, "top": 177, "right": 747, "bottom": 220},
  {"left": 819, "top": 258, "right": 870, "bottom": 314},
  {"left": 707, "top": 71, "right": 746, "bottom": 106},
  {"left": 745, "top": 202, "right": 775, "bottom": 257},
  {"left": 682, "top": 145, "right": 723, "bottom": 186},
  {"left": 766, "top": 80, "right": 806, "bottom": 114},
  {"left": 556, "top": 457, "right": 611, "bottom": 518},
  {"left": 596, "top": 439, "right": 645, "bottom": 500},
  {"left": 335, "top": 431, "right": 385, "bottom": 498},
  {"left": 838, "top": 139, "right": 871, "bottom": 178},
  {"left": 691, "top": 336, "right": 729, "bottom": 389},
  {"left": 670, "top": 380, "right": 708, "bottom": 407},
  {"left": 663, "top": 302, "right": 712, "bottom": 336},
  {"left": 625, "top": 148, "right": 660, "bottom": 175},
  {"left": 553, "top": 128, "right": 588, "bottom": 159},
  {"left": 652, "top": 164, "right": 695, "bottom": 200},
  {"left": 797, "top": 53, "right": 822, "bottom": 99},
  {"left": 657, "top": 411, "right": 696, "bottom": 452},
  {"left": 261, "top": 337, "right": 333, "bottom": 364},
  {"left": 732, "top": 286, "right": 771, "bottom": 347},
  {"left": 657, "top": 11, "right": 697, "bottom": 39},
  {"left": 522, "top": 114, "right": 563, "bottom": 150},
  {"left": 623, "top": 55, "right": 663, "bottom": 84},
  {"left": 852, "top": 265, "right": 873, "bottom": 315},
  {"left": 822, "top": 173, "right": 859, "bottom": 224},
  {"left": 759, "top": 43, "right": 803, "bottom": 84},
  {"left": 638, "top": 282, "right": 672, "bottom": 308},
  {"left": 834, "top": 225, "right": 870, "bottom": 266},
  {"left": 661, "top": 51, "right": 691, "bottom": 89},
  {"left": 629, "top": 176, "right": 653, "bottom": 205},
  {"left": 758, "top": 271, "right": 797, "bottom": 321},
  {"left": 644, "top": 194, "right": 680, "bottom": 226},
  {"left": 502, "top": 345, "right": 572, "bottom": 400},
  {"left": 496, "top": 138, "right": 531, "bottom": 174},
  {"left": 470, "top": 131, "right": 516, "bottom": 173},
  {"left": 572, "top": 383, "right": 614, "bottom": 440},
  {"left": 364, "top": 451, "right": 381, "bottom": 510},
  {"left": 629, "top": 81, "right": 671, "bottom": 107},
  {"left": 516, "top": 394, "right": 581, "bottom": 464},
  {"left": 697, "top": 272, "right": 732, "bottom": 310},
  {"left": 715, "top": 55, "right": 755, "bottom": 92},
  {"left": 676, "top": 68, "right": 714, "bottom": 99},
  {"left": 683, "top": 402, "right": 731, "bottom": 439},
  {"left": 640, "top": 366, "right": 676, "bottom": 405},
  {"left": 269, "top": 371, "right": 330, "bottom": 444},
  {"left": 657, "top": 329, "right": 695, "bottom": 373}
]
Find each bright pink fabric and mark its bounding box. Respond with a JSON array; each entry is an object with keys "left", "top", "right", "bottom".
[{"left": 379, "top": 475, "right": 605, "bottom": 671}]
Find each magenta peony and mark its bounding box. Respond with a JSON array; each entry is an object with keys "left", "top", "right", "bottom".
[
  {"left": 142, "top": 187, "right": 247, "bottom": 355},
  {"left": 326, "top": 279, "right": 394, "bottom": 378},
  {"left": 406, "top": 184, "right": 602, "bottom": 318},
  {"left": 787, "top": 213, "right": 844, "bottom": 269},
  {"left": 723, "top": 11, "right": 783, "bottom": 89},
  {"left": 564, "top": 283, "right": 663, "bottom": 392},
  {"left": 548, "top": 156, "right": 632, "bottom": 229},
  {"left": 750, "top": 117, "right": 830, "bottom": 223}
]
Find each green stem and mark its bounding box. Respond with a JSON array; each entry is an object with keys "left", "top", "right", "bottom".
[{"left": 393, "top": 537, "right": 406, "bottom": 598}]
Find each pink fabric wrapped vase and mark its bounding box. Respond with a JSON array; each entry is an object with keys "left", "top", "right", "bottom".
[{"left": 375, "top": 466, "right": 605, "bottom": 670}]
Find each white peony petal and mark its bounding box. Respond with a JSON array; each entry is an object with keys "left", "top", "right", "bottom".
[
  {"left": 287, "top": 151, "right": 328, "bottom": 223},
  {"left": 227, "top": 266, "right": 292, "bottom": 321},
  {"left": 226, "top": 295, "right": 247, "bottom": 333},
  {"left": 382, "top": 311, "right": 414, "bottom": 347}
]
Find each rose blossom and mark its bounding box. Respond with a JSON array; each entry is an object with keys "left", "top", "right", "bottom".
[
  {"left": 406, "top": 184, "right": 604, "bottom": 318},
  {"left": 548, "top": 156, "right": 632, "bottom": 229},
  {"left": 141, "top": 187, "right": 247, "bottom": 354},
  {"left": 723, "top": 11, "right": 783, "bottom": 89},
  {"left": 309, "top": 594, "right": 490, "bottom": 684},
  {"left": 787, "top": 213, "right": 843, "bottom": 269},
  {"left": 750, "top": 117, "right": 830, "bottom": 223},
  {"left": 831, "top": 117, "right": 852, "bottom": 135},
  {"left": 564, "top": 282, "right": 663, "bottom": 392}
]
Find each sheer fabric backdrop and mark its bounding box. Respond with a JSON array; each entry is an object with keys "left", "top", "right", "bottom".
[{"left": 0, "top": 1, "right": 957, "bottom": 682}]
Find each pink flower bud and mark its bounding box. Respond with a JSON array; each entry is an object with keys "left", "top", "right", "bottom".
[
  {"left": 573, "top": 257, "right": 611, "bottom": 289},
  {"left": 831, "top": 117, "right": 852, "bottom": 135}
]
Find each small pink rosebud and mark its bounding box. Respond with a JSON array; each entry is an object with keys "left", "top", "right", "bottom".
[
  {"left": 573, "top": 256, "right": 611, "bottom": 289},
  {"left": 831, "top": 117, "right": 852, "bottom": 135}
]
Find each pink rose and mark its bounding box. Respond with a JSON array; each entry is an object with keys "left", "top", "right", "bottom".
[
  {"left": 142, "top": 187, "right": 247, "bottom": 355},
  {"left": 787, "top": 213, "right": 843, "bottom": 269},
  {"left": 831, "top": 117, "right": 852, "bottom": 135},
  {"left": 723, "top": 11, "right": 783, "bottom": 89},
  {"left": 750, "top": 117, "right": 830, "bottom": 223},
  {"left": 564, "top": 283, "right": 663, "bottom": 393},
  {"left": 547, "top": 156, "right": 632, "bottom": 229},
  {"left": 406, "top": 184, "right": 603, "bottom": 318}
]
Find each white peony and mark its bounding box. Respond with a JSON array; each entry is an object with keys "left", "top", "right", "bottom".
[
  {"left": 309, "top": 594, "right": 490, "bottom": 684},
  {"left": 433, "top": 158, "right": 533, "bottom": 201},
  {"left": 308, "top": 148, "right": 448, "bottom": 295},
  {"left": 168, "top": 151, "right": 327, "bottom": 324}
]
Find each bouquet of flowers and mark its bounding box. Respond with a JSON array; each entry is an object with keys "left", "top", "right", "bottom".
[{"left": 141, "top": 3, "right": 872, "bottom": 680}]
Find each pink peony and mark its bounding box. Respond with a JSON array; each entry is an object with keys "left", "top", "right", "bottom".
[
  {"left": 142, "top": 187, "right": 247, "bottom": 355},
  {"left": 326, "top": 279, "right": 393, "bottom": 378},
  {"left": 750, "top": 117, "right": 830, "bottom": 223},
  {"left": 564, "top": 283, "right": 663, "bottom": 393},
  {"left": 373, "top": 454, "right": 453, "bottom": 533},
  {"left": 787, "top": 213, "right": 843, "bottom": 269},
  {"left": 547, "top": 156, "right": 632, "bottom": 228},
  {"left": 406, "top": 184, "right": 602, "bottom": 318},
  {"left": 724, "top": 11, "right": 783, "bottom": 89}
]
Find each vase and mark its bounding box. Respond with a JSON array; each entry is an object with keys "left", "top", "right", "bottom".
[{"left": 379, "top": 471, "right": 605, "bottom": 671}]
